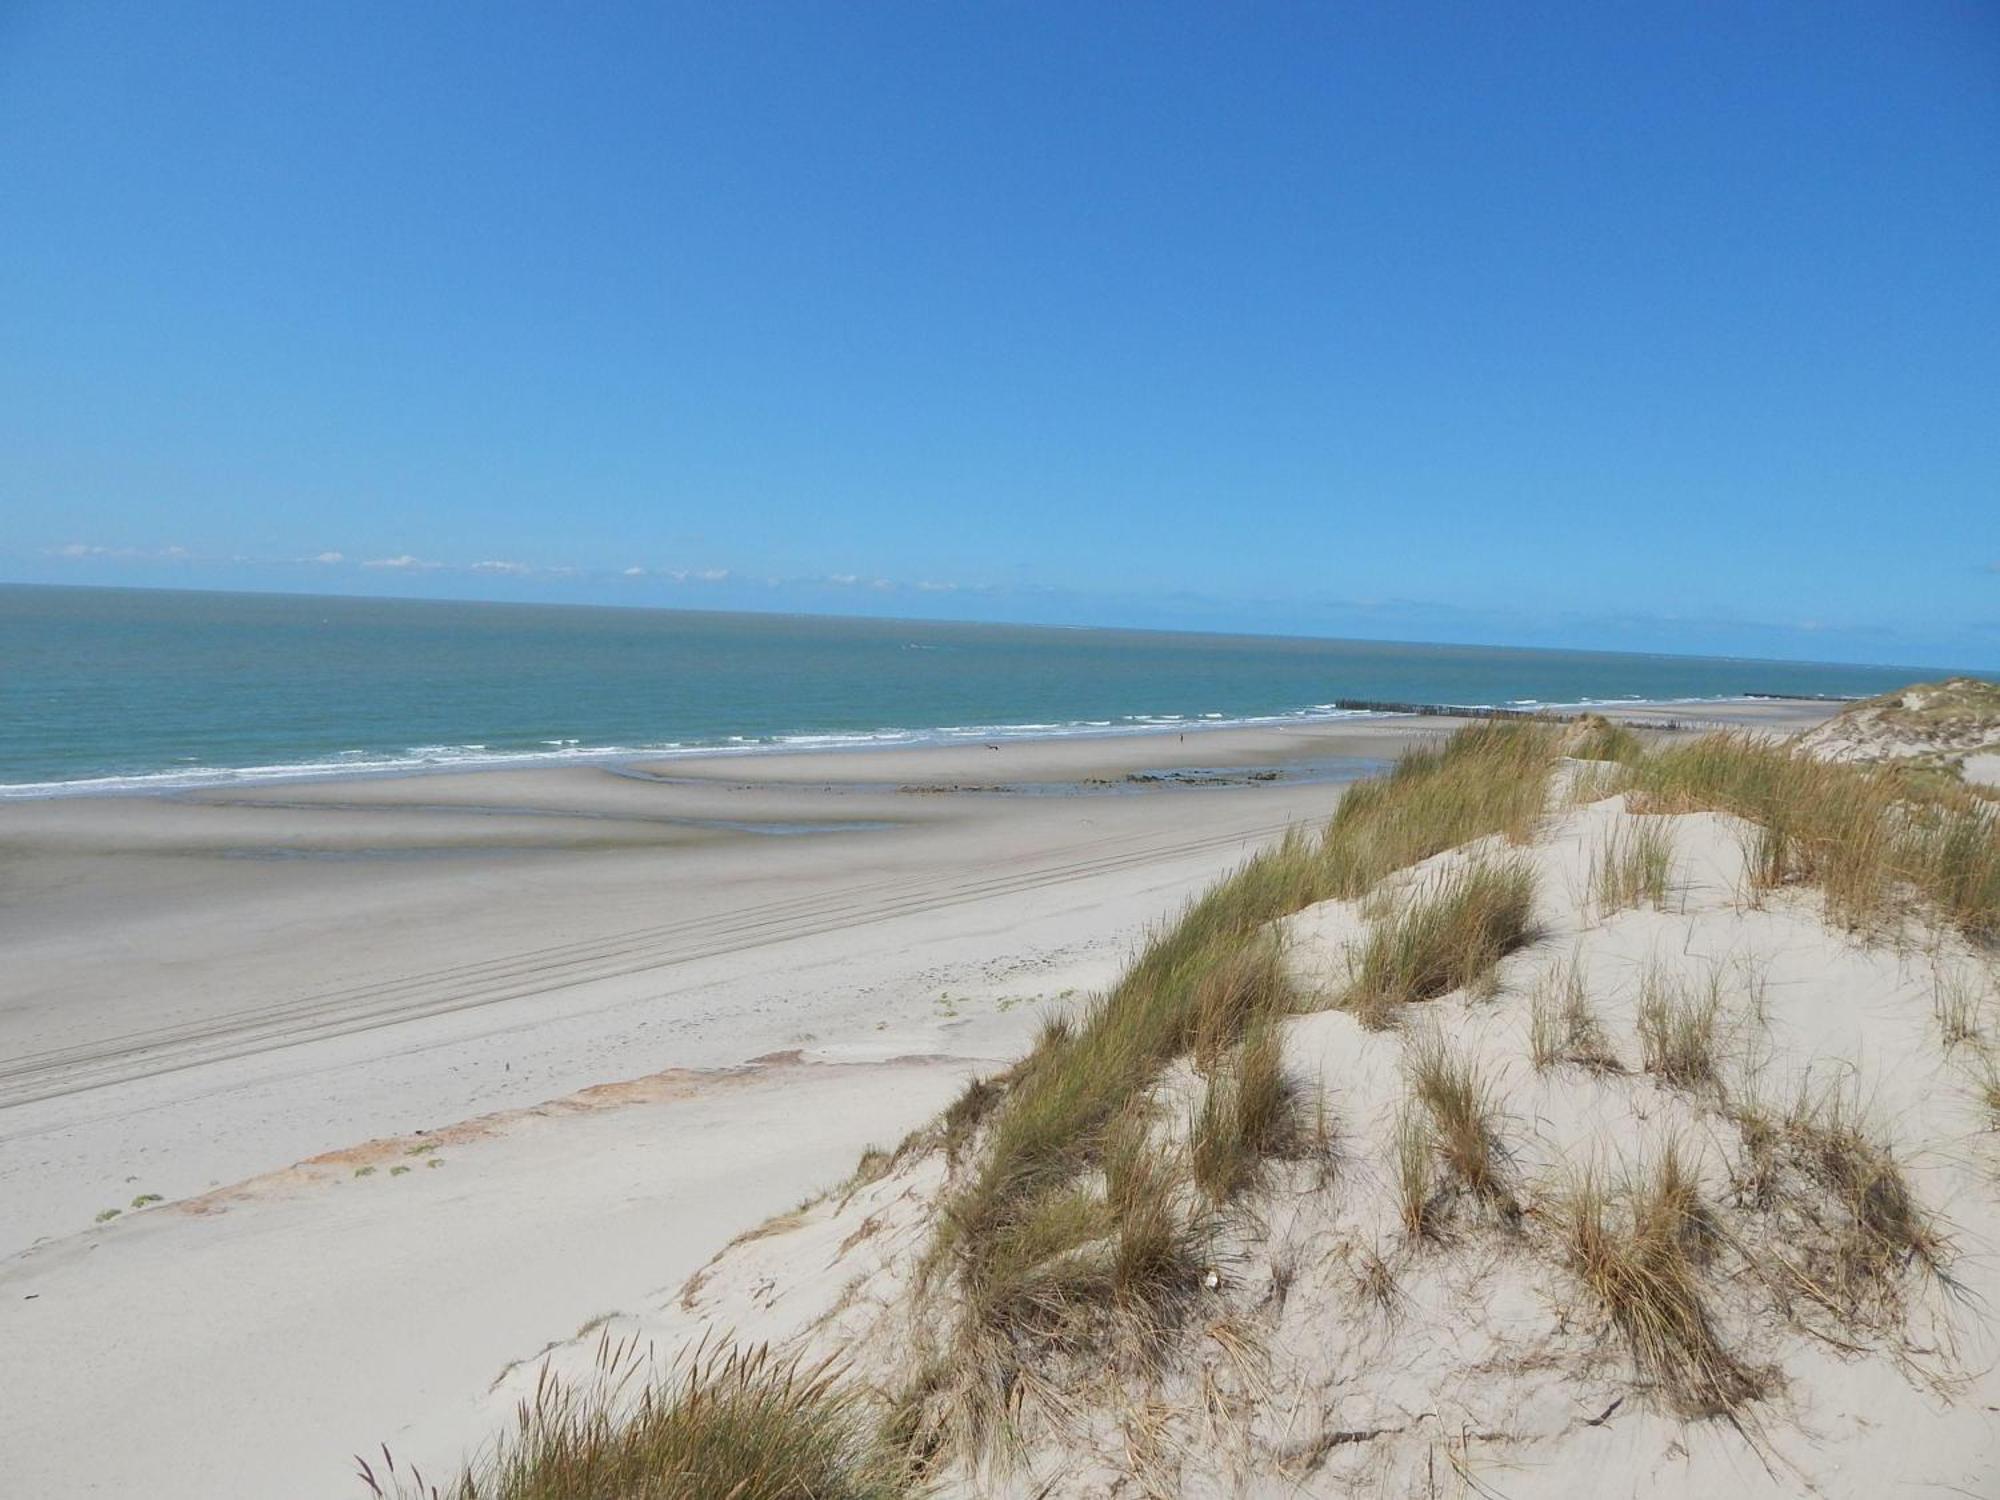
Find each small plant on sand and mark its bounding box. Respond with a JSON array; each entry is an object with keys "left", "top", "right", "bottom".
[
  {"left": 1528, "top": 955, "right": 1622, "bottom": 1073},
  {"left": 1392, "top": 1106, "right": 1440, "bottom": 1242},
  {"left": 1931, "top": 966, "right": 1986, "bottom": 1051},
  {"left": 93, "top": 1208, "right": 120, "bottom": 1223},
  {"left": 362, "top": 1336, "right": 921, "bottom": 1500},
  {"left": 1590, "top": 821, "right": 1675, "bottom": 916},
  {"left": 1635, "top": 962, "right": 1723, "bottom": 1094},
  {"left": 1405, "top": 1030, "right": 1510, "bottom": 1210},
  {"left": 1342, "top": 858, "right": 1539, "bottom": 1027},
  {"left": 130, "top": 1192, "right": 162, "bottom": 1208},
  {"left": 1191, "top": 1021, "right": 1304, "bottom": 1201},
  {"left": 1561, "top": 1148, "right": 1762, "bottom": 1416},
  {"left": 1354, "top": 1242, "right": 1403, "bottom": 1315},
  {"left": 1778, "top": 1081, "right": 1946, "bottom": 1308}
]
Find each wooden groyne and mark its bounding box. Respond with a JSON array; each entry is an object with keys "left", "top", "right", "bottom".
[{"left": 1328, "top": 699, "right": 1751, "bottom": 733}]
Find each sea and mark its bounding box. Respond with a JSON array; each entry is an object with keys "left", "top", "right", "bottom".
[{"left": 0, "top": 584, "right": 1956, "bottom": 798}]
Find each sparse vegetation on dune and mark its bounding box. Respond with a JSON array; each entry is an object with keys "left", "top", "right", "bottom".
[
  {"left": 1529, "top": 955, "right": 1622, "bottom": 1073},
  {"left": 1404, "top": 1029, "right": 1510, "bottom": 1210},
  {"left": 1636, "top": 962, "right": 1724, "bottom": 1095},
  {"left": 364, "top": 1339, "right": 920, "bottom": 1500},
  {"left": 1625, "top": 733, "right": 2000, "bottom": 939},
  {"left": 1733, "top": 1080, "right": 1948, "bottom": 1317},
  {"left": 423, "top": 707, "right": 2000, "bottom": 1494},
  {"left": 917, "top": 722, "right": 1563, "bottom": 1431},
  {"left": 1562, "top": 1148, "right": 1762, "bottom": 1417},
  {"left": 1591, "top": 819, "right": 1675, "bottom": 914}
]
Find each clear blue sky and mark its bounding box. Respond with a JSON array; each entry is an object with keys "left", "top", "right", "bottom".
[{"left": 2, "top": 2, "right": 1995, "bottom": 668}]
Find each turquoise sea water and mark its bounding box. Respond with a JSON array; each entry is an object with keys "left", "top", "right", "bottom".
[{"left": 0, "top": 585, "right": 1954, "bottom": 797}]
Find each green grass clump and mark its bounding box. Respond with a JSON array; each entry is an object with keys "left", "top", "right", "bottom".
[
  {"left": 361, "top": 1339, "right": 919, "bottom": 1500},
  {"left": 1343, "top": 859, "right": 1539, "bottom": 1027},
  {"left": 1635, "top": 963, "right": 1723, "bottom": 1094},
  {"left": 1405, "top": 1030, "right": 1510, "bottom": 1208},
  {"left": 1190, "top": 1021, "right": 1303, "bottom": 1201},
  {"left": 1317, "top": 722, "right": 1558, "bottom": 897},
  {"left": 1591, "top": 821, "right": 1675, "bottom": 915}
]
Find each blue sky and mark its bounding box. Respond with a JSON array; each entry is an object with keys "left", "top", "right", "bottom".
[{"left": 2, "top": 2, "right": 1995, "bottom": 668}]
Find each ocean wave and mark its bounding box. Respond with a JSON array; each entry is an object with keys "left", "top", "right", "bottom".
[{"left": 0, "top": 693, "right": 1779, "bottom": 800}]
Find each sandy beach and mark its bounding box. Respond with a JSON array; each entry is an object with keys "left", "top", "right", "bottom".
[
  {"left": 0, "top": 717, "right": 1406, "bottom": 1492},
  {"left": 0, "top": 705, "right": 1843, "bottom": 1496}
]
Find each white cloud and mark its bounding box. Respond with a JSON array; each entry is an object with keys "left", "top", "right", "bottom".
[
  {"left": 667, "top": 567, "right": 731, "bottom": 583},
  {"left": 363, "top": 554, "right": 437, "bottom": 570},
  {"left": 311, "top": 551, "right": 345, "bottom": 564},
  {"left": 827, "top": 573, "right": 860, "bottom": 586},
  {"left": 869, "top": 578, "right": 896, "bottom": 591},
  {"left": 44, "top": 542, "right": 192, "bottom": 561},
  {"left": 470, "top": 559, "right": 532, "bottom": 575},
  {"left": 622, "top": 566, "right": 647, "bottom": 577},
  {"left": 916, "top": 580, "right": 956, "bottom": 592}
]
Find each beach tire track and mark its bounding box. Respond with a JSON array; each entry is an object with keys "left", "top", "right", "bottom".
[{"left": 0, "top": 815, "right": 1305, "bottom": 1114}]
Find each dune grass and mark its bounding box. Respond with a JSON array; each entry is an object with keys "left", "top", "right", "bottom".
[
  {"left": 1191, "top": 1021, "right": 1305, "bottom": 1201},
  {"left": 362, "top": 1339, "right": 920, "bottom": 1500},
  {"left": 1405, "top": 1030, "right": 1510, "bottom": 1209},
  {"left": 1626, "top": 733, "right": 2000, "bottom": 940},
  {"left": 1636, "top": 962, "right": 1723, "bottom": 1094},
  {"left": 1392, "top": 1105, "right": 1441, "bottom": 1242},
  {"left": 1931, "top": 966, "right": 1986, "bottom": 1051},
  {"left": 1528, "top": 955, "right": 1622, "bottom": 1073},
  {"left": 1342, "top": 858, "right": 1539, "bottom": 1028},
  {"left": 1780, "top": 1084, "right": 1945, "bottom": 1304},
  {"left": 1561, "top": 1149, "right": 1761, "bottom": 1416},
  {"left": 1563, "top": 715, "right": 1645, "bottom": 765},
  {"left": 1590, "top": 820, "right": 1675, "bottom": 915}
]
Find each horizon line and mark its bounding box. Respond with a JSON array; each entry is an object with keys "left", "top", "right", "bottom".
[{"left": 1, "top": 576, "right": 1976, "bottom": 680}]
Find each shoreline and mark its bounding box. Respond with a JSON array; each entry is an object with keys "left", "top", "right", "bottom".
[{"left": 0, "top": 693, "right": 1842, "bottom": 802}]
